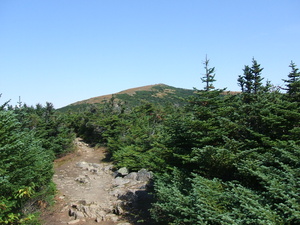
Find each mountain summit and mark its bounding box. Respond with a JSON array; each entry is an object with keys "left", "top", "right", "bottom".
[{"left": 59, "top": 84, "right": 195, "bottom": 111}]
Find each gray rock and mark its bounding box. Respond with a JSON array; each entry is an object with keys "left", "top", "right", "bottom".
[
  {"left": 113, "top": 200, "right": 124, "bottom": 215},
  {"left": 113, "top": 177, "right": 130, "bottom": 186},
  {"left": 117, "top": 167, "right": 129, "bottom": 176},
  {"left": 96, "top": 217, "right": 102, "bottom": 222},
  {"left": 75, "top": 211, "right": 85, "bottom": 219},
  {"left": 103, "top": 165, "right": 113, "bottom": 172},
  {"left": 75, "top": 175, "right": 89, "bottom": 184},
  {"left": 137, "top": 169, "right": 153, "bottom": 181},
  {"left": 67, "top": 219, "right": 80, "bottom": 224},
  {"left": 90, "top": 163, "right": 101, "bottom": 168},
  {"left": 76, "top": 161, "right": 89, "bottom": 168},
  {"left": 124, "top": 172, "right": 137, "bottom": 180},
  {"left": 105, "top": 213, "right": 119, "bottom": 222}
]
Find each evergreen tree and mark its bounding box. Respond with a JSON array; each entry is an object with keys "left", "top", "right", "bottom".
[
  {"left": 243, "top": 65, "right": 253, "bottom": 93},
  {"left": 201, "top": 55, "right": 216, "bottom": 91},
  {"left": 0, "top": 110, "right": 54, "bottom": 224},
  {"left": 251, "top": 58, "right": 264, "bottom": 94},
  {"left": 282, "top": 61, "right": 300, "bottom": 102},
  {"left": 238, "top": 58, "right": 264, "bottom": 94}
]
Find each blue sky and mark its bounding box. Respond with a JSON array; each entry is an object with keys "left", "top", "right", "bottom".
[{"left": 1, "top": 0, "right": 299, "bottom": 108}]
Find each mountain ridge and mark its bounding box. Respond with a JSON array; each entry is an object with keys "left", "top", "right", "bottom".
[
  {"left": 59, "top": 84, "right": 195, "bottom": 111},
  {"left": 72, "top": 83, "right": 170, "bottom": 105},
  {"left": 59, "top": 84, "right": 240, "bottom": 111}
]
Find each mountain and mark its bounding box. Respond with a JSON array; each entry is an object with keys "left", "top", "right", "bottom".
[{"left": 58, "top": 84, "right": 196, "bottom": 112}]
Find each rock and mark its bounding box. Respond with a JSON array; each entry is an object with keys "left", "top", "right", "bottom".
[
  {"left": 113, "top": 200, "right": 124, "bottom": 215},
  {"left": 76, "top": 161, "right": 89, "bottom": 168},
  {"left": 58, "top": 195, "right": 65, "bottom": 199},
  {"left": 90, "top": 163, "right": 101, "bottom": 168},
  {"left": 89, "top": 168, "right": 98, "bottom": 173},
  {"left": 78, "top": 200, "right": 87, "bottom": 205},
  {"left": 117, "top": 167, "right": 129, "bottom": 176},
  {"left": 75, "top": 175, "right": 89, "bottom": 184},
  {"left": 74, "top": 211, "right": 85, "bottom": 219},
  {"left": 106, "top": 213, "right": 119, "bottom": 222},
  {"left": 124, "top": 172, "right": 137, "bottom": 180},
  {"left": 103, "top": 165, "right": 113, "bottom": 173},
  {"left": 69, "top": 208, "right": 75, "bottom": 217},
  {"left": 67, "top": 219, "right": 80, "bottom": 224},
  {"left": 113, "top": 177, "right": 130, "bottom": 186},
  {"left": 96, "top": 217, "right": 102, "bottom": 222},
  {"left": 136, "top": 169, "right": 153, "bottom": 181}
]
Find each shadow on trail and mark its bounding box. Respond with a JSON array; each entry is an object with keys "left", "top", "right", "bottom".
[{"left": 118, "top": 188, "right": 156, "bottom": 225}]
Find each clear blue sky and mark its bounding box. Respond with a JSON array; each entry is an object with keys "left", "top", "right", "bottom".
[{"left": 1, "top": 0, "right": 299, "bottom": 108}]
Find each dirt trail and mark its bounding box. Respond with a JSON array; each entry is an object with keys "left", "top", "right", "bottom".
[{"left": 41, "top": 138, "right": 130, "bottom": 225}]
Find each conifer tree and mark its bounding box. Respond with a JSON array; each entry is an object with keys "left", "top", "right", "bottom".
[
  {"left": 238, "top": 58, "right": 264, "bottom": 94},
  {"left": 201, "top": 55, "right": 216, "bottom": 91},
  {"left": 251, "top": 58, "right": 264, "bottom": 94},
  {"left": 282, "top": 61, "right": 300, "bottom": 101},
  {"left": 242, "top": 65, "right": 253, "bottom": 93},
  {"left": 0, "top": 110, "right": 54, "bottom": 223}
]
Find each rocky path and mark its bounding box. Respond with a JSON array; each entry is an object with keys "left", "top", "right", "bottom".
[{"left": 41, "top": 138, "right": 137, "bottom": 225}]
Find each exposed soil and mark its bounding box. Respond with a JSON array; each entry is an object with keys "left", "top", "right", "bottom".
[{"left": 41, "top": 138, "right": 130, "bottom": 225}]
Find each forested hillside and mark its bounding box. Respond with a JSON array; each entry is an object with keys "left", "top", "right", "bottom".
[
  {"left": 1, "top": 58, "right": 299, "bottom": 224},
  {"left": 59, "top": 84, "right": 196, "bottom": 112}
]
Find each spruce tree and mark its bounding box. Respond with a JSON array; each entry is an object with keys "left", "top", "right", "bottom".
[
  {"left": 0, "top": 110, "right": 54, "bottom": 223},
  {"left": 201, "top": 55, "right": 216, "bottom": 91},
  {"left": 243, "top": 65, "right": 253, "bottom": 93},
  {"left": 238, "top": 58, "right": 264, "bottom": 94},
  {"left": 282, "top": 61, "right": 300, "bottom": 102},
  {"left": 251, "top": 58, "right": 264, "bottom": 94}
]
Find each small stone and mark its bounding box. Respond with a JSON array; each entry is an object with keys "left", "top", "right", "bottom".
[
  {"left": 75, "top": 211, "right": 85, "bottom": 219},
  {"left": 67, "top": 219, "right": 80, "bottom": 224},
  {"left": 75, "top": 175, "right": 89, "bottom": 184},
  {"left": 76, "top": 161, "right": 88, "bottom": 168},
  {"left": 106, "top": 213, "right": 119, "bottom": 222},
  {"left": 96, "top": 217, "right": 103, "bottom": 222}
]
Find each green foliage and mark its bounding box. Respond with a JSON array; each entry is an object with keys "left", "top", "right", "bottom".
[
  {"left": 13, "top": 102, "right": 76, "bottom": 157},
  {"left": 53, "top": 60, "right": 300, "bottom": 224},
  {"left": 282, "top": 61, "right": 300, "bottom": 102},
  {"left": 238, "top": 58, "right": 264, "bottom": 95},
  {"left": 59, "top": 84, "right": 195, "bottom": 113},
  {"left": 150, "top": 74, "right": 300, "bottom": 223},
  {"left": 201, "top": 55, "right": 216, "bottom": 91},
  {"left": 0, "top": 110, "right": 54, "bottom": 224}
]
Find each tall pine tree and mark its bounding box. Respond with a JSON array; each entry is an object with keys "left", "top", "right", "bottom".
[
  {"left": 201, "top": 55, "right": 216, "bottom": 91},
  {"left": 282, "top": 61, "right": 300, "bottom": 102},
  {"left": 251, "top": 58, "right": 264, "bottom": 94}
]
